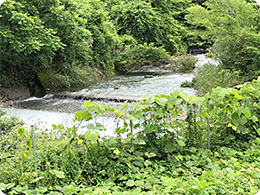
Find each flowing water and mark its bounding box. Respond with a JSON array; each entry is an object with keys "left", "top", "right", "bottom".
[{"left": 0, "top": 54, "right": 218, "bottom": 136}]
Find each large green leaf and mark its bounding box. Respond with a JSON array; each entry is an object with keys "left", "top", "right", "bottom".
[
  {"left": 126, "top": 114, "right": 137, "bottom": 121},
  {"left": 0, "top": 183, "right": 7, "bottom": 190},
  {"left": 231, "top": 112, "right": 240, "bottom": 127},
  {"left": 126, "top": 180, "right": 135, "bottom": 187},
  {"left": 176, "top": 139, "right": 186, "bottom": 147},
  {"left": 50, "top": 170, "right": 65, "bottom": 179},
  {"left": 88, "top": 134, "right": 99, "bottom": 142}
]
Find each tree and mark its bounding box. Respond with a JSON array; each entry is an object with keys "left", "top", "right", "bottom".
[
  {"left": 186, "top": 0, "right": 260, "bottom": 80},
  {"left": 109, "top": 0, "right": 186, "bottom": 54},
  {"left": 0, "top": 0, "right": 63, "bottom": 89},
  {"left": 0, "top": 0, "right": 121, "bottom": 92}
]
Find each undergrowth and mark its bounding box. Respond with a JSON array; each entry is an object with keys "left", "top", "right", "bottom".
[
  {"left": 181, "top": 63, "right": 241, "bottom": 96},
  {"left": 1, "top": 77, "right": 260, "bottom": 194}
]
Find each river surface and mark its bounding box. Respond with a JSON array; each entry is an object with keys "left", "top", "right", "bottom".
[{"left": 1, "top": 54, "right": 218, "bottom": 136}]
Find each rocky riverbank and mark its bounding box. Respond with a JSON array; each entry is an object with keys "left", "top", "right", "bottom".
[{"left": 0, "top": 86, "right": 31, "bottom": 102}]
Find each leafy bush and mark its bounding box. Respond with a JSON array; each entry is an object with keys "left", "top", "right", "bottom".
[
  {"left": 171, "top": 53, "right": 198, "bottom": 72},
  {"left": 215, "top": 29, "right": 260, "bottom": 81},
  {"left": 1, "top": 125, "right": 260, "bottom": 194},
  {"left": 192, "top": 63, "right": 240, "bottom": 96},
  {"left": 0, "top": 0, "right": 120, "bottom": 91},
  {"left": 110, "top": 0, "right": 185, "bottom": 54},
  {"left": 0, "top": 108, "right": 24, "bottom": 134},
  {"left": 3, "top": 146, "right": 260, "bottom": 195},
  {"left": 38, "top": 63, "right": 104, "bottom": 90},
  {"left": 180, "top": 80, "right": 195, "bottom": 88},
  {"left": 186, "top": 0, "right": 260, "bottom": 80},
  {"left": 0, "top": 0, "right": 213, "bottom": 92},
  {"left": 0, "top": 0, "right": 64, "bottom": 89},
  {"left": 3, "top": 78, "right": 260, "bottom": 194},
  {"left": 115, "top": 43, "right": 171, "bottom": 73}
]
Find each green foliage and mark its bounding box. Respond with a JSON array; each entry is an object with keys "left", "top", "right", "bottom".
[
  {"left": 110, "top": 0, "right": 186, "bottom": 54},
  {"left": 36, "top": 0, "right": 120, "bottom": 78},
  {"left": 145, "top": 0, "right": 212, "bottom": 50},
  {"left": 115, "top": 43, "right": 171, "bottom": 73},
  {"left": 0, "top": 0, "right": 120, "bottom": 90},
  {"left": 0, "top": 108, "right": 24, "bottom": 134},
  {"left": 1, "top": 127, "right": 260, "bottom": 194},
  {"left": 38, "top": 63, "right": 103, "bottom": 90},
  {"left": 215, "top": 29, "right": 260, "bottom": 80},
  {"left": 75, "top": 0, "right": 120, "bottom": 72},
  {"left": 0, "top": 0, "right": 216, "bottom": 91},
  {"left": 74, "top": 77, "right": 260, "bottom": 148},
  {"left": 186, "top": 0, "right": 260, "bottom": 80},
  {"left": 181, "top": 80, "right": 195, "bottom": 88},
  {"left": 4, "top": 0, "right": 260, "bottom": 192},
  {"left": 3, "top": 78, "right": 260, "bottom": 193},
  {"left": 0, "top": 0, "right": 64, "bottom": 87},
  {"left": 172, "top": 52, "right": 198, "bottom": 72},
  {"left": 192, "top": 63, "right": 241, "bottom": 96},
  {"left": 33, "top": 0, "right": 93, "bottom": 67},
  {"left": 206, "top": 78, "right": 260, "bottom": 144}
]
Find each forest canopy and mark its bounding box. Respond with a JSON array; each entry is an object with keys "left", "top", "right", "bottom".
[{"left": 0, "top": 0, "right": 260, "bottom": 94}]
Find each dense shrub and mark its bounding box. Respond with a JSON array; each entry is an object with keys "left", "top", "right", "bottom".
[
  {"left": 2, "top": 78, "right": 260, "bottom": 193},
  {"left": 0, "top": 0, "right": 120, "bottom": 90},
  {"left": 110, "top": 0, "right": 186, "bottom": 54},
  {"left": 172, "top": 53, "right": 198, "bottom": 72},
  {"left": 215, "top": 29, "right": 260, "bottom": 81},
  {"left": 0, "top": 108, "right": 24, "bottom": 134},
  {"left": 115, "top": 43, "right": 171, "bottom": 73},
  {"left": 186, "top": 0, "right": 260, "bottom": 80},
  {"left": 192, "top": 63, "right": 241, "bottom": 96},
  {"left": 1, "top": 0, "right": 204, "bottom": 91},
  {"left": 38, "top": 64, "right": 104, "bottom": 90}
]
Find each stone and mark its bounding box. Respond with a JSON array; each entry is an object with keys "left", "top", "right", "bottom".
[
  {"left": 0, "top": 86, "right": 31, "bottom": 102},
  {"left": 144, "top": 75, "right": 153, "bottom": 78}
]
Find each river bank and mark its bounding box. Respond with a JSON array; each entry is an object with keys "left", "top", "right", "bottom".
[{"left": 0, "top": 54, "right": 218, "bottom": 135}]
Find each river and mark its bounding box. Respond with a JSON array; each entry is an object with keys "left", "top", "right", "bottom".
[{"left": 0, "top": 54, "right": 218, "bottom": 136}]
